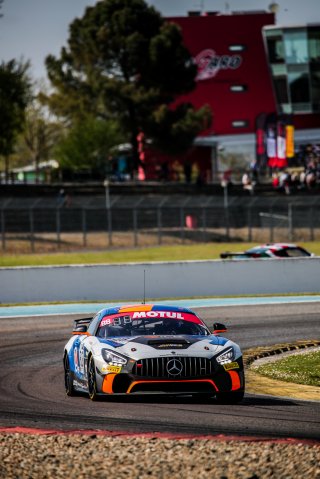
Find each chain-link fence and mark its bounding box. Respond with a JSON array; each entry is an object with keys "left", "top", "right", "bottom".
[{"left": 1, "top": 194, "right": 320, "bottom": 253}]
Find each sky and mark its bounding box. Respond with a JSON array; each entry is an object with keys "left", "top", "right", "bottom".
[{"left": 0, "top": 0, "right": 319, "bottom": 82}]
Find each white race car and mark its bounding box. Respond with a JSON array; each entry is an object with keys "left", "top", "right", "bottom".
[
  {"left": 63, "top": 304, "right": 245, "bottom": 403},
  {"left": 220, "top": 243, "right": 312, "bottom": 259}
]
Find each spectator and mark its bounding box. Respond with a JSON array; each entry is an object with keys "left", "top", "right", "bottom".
[
  {"left": 57, "top": 189, "right": 66, "bottom": 207},
  {"left": 242, "top": 171, "right": 254, "bottom": 194},
  {"left": 272, "top": 172, "right": 280, "bottom": 190},
  {"left": 249, "top": 160, "right": 259, "bottom": 183},
  {"left": 279, "top": 170, "right": 291, "bottom": 195}
]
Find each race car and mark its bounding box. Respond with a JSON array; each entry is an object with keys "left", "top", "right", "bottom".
[
  {"left": 63, "top": 304, "right": 244, "bottom": 403},
  {"left": 220, "top": 242, "right": 312, "bottom": 259}
]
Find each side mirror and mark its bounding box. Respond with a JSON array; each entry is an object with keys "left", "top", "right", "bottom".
[
  {"left": 211, "top": 322, "right": 227, "bottom": 334},
  {"left": 72, "top": 325, "right": 88, "bottom": 335}
]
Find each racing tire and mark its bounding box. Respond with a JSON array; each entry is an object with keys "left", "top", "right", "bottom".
[
  {"left": 64, "top": 355, "right": 77, "bottom": 396},
  {"left": 215, "top": 390, "right": 244, "bottom": 404},
  {"left": 88, "top": 355, "right": 99, "bottom": 401}
]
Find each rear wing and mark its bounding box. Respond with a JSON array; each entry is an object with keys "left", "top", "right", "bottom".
[{"left": 72, "top": 317, "right": 92, "bottom": 334}]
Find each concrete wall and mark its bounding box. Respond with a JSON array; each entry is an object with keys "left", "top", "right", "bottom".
[{"left": 1, "top": 258, "right": 319, "bottom": 304}]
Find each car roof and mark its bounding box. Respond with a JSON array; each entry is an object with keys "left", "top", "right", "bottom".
[{"left": 246, "top": 243, "right": 298, "bottom": 252}]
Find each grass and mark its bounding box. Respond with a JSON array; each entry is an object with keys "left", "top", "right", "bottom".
[
  {"left": 254, "top": 350, "right": 320, "bottom": 387},
  {"left": 1, "top": 241, "right": 320, "bottom": 267}
]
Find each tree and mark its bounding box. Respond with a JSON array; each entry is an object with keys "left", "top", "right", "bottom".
[
  {"left": 148, "top": 103, "right": 211, "bottom": 155},
  {"left": 0, "top": 60, "right": 31, "bottom": 181},
  {"left": 45, "top": 0, "right": 211, "bottom": 176},
  {"left": 54, "top": 116, "right": 124, "bottom": 178},
  {"left": 21, "top": 98, "right": 62, "bottom": 182}
]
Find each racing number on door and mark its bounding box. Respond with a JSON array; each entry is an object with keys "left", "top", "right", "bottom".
[
  {"left": 74, "top": 336, "right": 87, "bottom": 375},
  {"left": 78, "top": 340, "right": 85, "bottom": 373}
]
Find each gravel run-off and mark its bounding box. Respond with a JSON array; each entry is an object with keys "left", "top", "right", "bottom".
[{"left": 1, "top": 432, "right": 319, "bottom": 479}]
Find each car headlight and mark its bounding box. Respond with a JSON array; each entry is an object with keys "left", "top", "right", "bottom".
[
  {"left": 216, "top": 347, "right": 235, "bottom": 365},
  {"left": 101, "top": 349, "right": 128, "bottom": 365}
]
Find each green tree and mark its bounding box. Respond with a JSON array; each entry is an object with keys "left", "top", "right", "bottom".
[
  {"left": 45, "top": 0, "right": 211, "bottom": 175},
  {"left": 20, "top": 98, "right": 62, "bottom": 182},
  {"left": 54, "top": 116, "right": 124, "bottom": 177},
  {"left": 0, "top": 60, "right": 31, "bottom": 181}
]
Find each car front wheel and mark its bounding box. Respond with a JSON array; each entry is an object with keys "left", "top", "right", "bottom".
[
  {"left": 64, "top": 355, "right": 76, "bottom": 396},
  {"left": 88, "top": 355, "right": 99, "bottom": 401}
]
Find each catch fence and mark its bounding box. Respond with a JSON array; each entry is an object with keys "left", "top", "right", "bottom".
[{"left": 1, "top": 194, "right": 319, "bottom": 253}]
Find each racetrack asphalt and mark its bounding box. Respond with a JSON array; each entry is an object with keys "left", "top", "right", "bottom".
[{"left": 0, "top": 302, "right": 319, "bottom": 440}]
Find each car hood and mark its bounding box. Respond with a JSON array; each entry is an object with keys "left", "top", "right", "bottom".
[{"left": 97, "top": 334, "right": 233, "bottom": 360}]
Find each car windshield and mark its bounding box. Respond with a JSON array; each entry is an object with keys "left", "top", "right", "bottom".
[{"left": 96, "top": 314, "right": 209, "bottom": 338}]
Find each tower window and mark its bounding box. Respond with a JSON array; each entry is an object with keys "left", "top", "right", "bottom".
[
  {"left": 232, "top": 120, "right": 249, "bottom": 128},
  {"left": 229, "top": 44, "right": 246, "bottom": 52},
  {"left": 230, "top": 85, "right": 247, "bottom": 92}
]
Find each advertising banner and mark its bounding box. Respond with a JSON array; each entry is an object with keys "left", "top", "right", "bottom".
[{"left": 286, "top": 125, "right": 295, "bottom": 158}]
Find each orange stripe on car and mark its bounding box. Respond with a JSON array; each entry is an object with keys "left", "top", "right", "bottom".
[
  {"left": 126, "top": 379, "right": 218, "bottom": 394},
  {"left": 102, "top": 374, "right": 117, "bottom": 394},
  {"left": 228, "top": 371, "right": 241, "bottom": 390},
  {"left": 119, "top": 305, "right": 153, "bottom": 313}
]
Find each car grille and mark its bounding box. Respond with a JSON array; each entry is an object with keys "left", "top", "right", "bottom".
[{"left": 132, "top": 356, "right": 213, "bottom": 378}]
